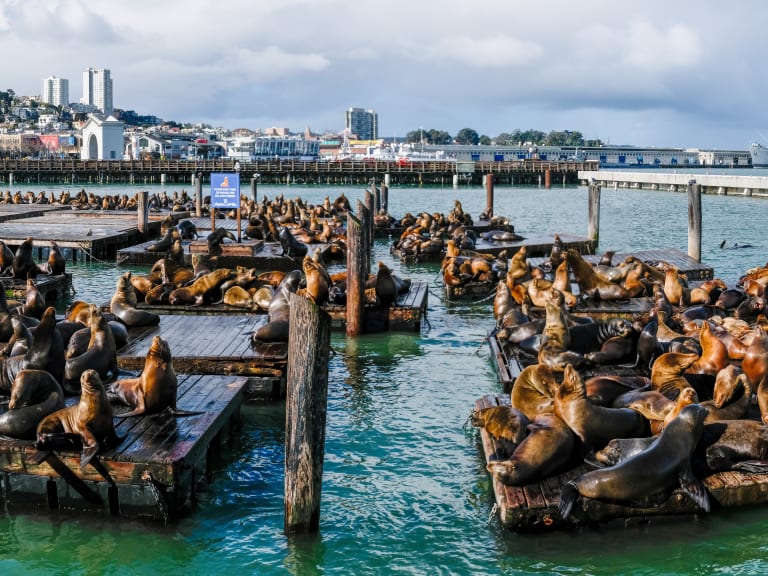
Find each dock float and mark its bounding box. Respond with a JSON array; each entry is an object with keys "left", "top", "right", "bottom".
[
  {"left": 580, "top": 170, "right": 768, "bottom": 197},
  {"left": 0, "top": 373, "right": 246, "bottom": 522},
  {"left": 2, "top": 273, "right": 74, "bottom": 302},
  {"left": 476, "top": 394, "right": 768, "bottom": 531},
  {"left": 119, "top": 315, "right": 288, "bottom": 400}
]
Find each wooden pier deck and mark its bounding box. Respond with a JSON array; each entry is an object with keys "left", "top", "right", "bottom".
[
  {"left": 0, "top": 373, "right": 246, "bottom": 522},
  {"left": 119, "top": 314, "right": 288, "bottom": 400},
  {"left": 373, "top": 218, "right": 513, "bottom": 240},
  {"left": 476, "top": 394, "right": 768, "bottom": 531},
  {"left": 1, "top": 273, "right": 74, "bottom": 302},
  {"left": 0, "top": 204, "right": 67, "bottom": 222},
  {"left": 580, "top": 169, "right": 768, "bottom": 197}
]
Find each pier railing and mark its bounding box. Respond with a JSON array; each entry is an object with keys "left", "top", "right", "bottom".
[{"left": 0, "top": 158, "right": 599, "bottom": 187}]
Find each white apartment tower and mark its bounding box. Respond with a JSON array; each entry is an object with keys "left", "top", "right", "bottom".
[
  {"left": 82, "top": 68, "right": 113, "bottom": 115},
  {"left": 41, "top": 76, "right": 69, "bottom": 107},
  {"left": 345, "top": 107, "right": 378, "bottom": 140}
]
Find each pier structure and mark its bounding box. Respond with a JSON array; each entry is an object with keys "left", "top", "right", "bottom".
[
  {"left": 580, "top": 170, "right": 768, "bottom": 196},
  {"left": 0, "top": 158, "right": 597, "bottom": 187}
]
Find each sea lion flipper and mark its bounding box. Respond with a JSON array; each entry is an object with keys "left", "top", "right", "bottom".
[
  {"left": 80, "top": 444, "right": 99, "bottom": 469},
  {"left": 114, "top": 409, "right": 145, "bottom": 418},
  {"left": 558, "top": 482, "right": 580, "bottom": 520},
  {"left": 679, "top": 467, "right": 711, "bottom": 513},
  {"left": 581, "top": 452, "right": 607, "bottom": 469},
  {"left": 171, "top": 409, "right": 205, "bottom": 417},
  {"left": 732, "top": 460, "right": 768, "bottom": 474}
]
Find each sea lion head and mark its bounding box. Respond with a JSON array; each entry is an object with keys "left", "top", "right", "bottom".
[
  {"left": 79, "top": 368, "right": 104, "bottom": 395},
  {"left": 148, "top": 335, "right": 172, "bottom": 363},
  {"left": 668, "top": 403, "right": 708, "bottom": 437},
  {"left": 559, "top": 364, "right": 586, "bottom": 399}
]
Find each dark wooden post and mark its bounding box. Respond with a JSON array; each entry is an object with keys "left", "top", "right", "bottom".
[
  {"left": 346, "top": 212, "right": 365, "bottom": 336},
  {"left": 137, "top": 190, "right": 149, "bottom": 235},
  {"left": 374, "top": 184, "right": 381, "bottom": 214},
  {"left": 250, "top": 176, "right": 258, "bottom": 202},
  {"left": 357, "top": 200, "right": 371, "bottom": 274},
  {"left": 687, "top": 180, "right": 702, "bottom": 261},
  {"left": 588, "top": 181, "right": 601, "bottom": 243},
  {"left": 485, "top": 173, "right": 494, "bottom": 218},
  {"left": 284, "top": 292, "right": 331, "bottom": 534},
  {"left": 364, "top": 190, "right": 374, "bottom": 246},
  {"left": 381, "top": 183, "right": 389, "bottom": 214},
  {"left": 545, "top": 168, "right": 551, "bottom": 189},
  {"left": 195, "top": 175, "right": 203, "bottom": 217}
]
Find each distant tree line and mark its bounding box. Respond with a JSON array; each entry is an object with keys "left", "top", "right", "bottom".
[{"left": 404, "top": 127, "right": 603, "bottom": 147}]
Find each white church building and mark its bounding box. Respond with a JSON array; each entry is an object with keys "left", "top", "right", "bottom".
[{"left": 80, "top": 114, "right": 124, "bottom": 160}]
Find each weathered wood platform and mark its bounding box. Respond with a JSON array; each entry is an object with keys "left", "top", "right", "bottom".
[
  {"left": 119, "top": 315, "right": 288, "bottom": 400},
  {"left": 373, "top": 218, "right": 513, "bottom": 240},
  {"left": 0, "top": 204, "right": 68, "bottom": 222},
  {"left": 0, "top": 373, "right": 246, "bottom": 522},
  {"left": 476, "top": 394, "right": 768, "bottom": 531},
  {"left": 0, "top": 210, "right": 176, "bottom": 261},
  {"left": 392, "top": 233, "right": 596, "bottom": 263},
  {"left": 1, "top": 273, "right": 74, "bottom": 302},
  {"left": 105, "top": 281, "right": 429, "bottom": 334}
]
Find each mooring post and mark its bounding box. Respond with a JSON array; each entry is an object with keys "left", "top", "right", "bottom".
[
  {"left": 195, "top": 175, "right": 203, "bottom": 218},
  {"left": 381, "top": 183, "right": 389, "bottom": 214},
  {"left": 137, "top": 190, "right": 149, "bottom": 236},
  {"left": 250, "top": 176, "right": 257, "bottom": 202},
  {"left": 687, "top": 180, "right": 702, "bottom": 261},
  {"left": 346, "top": 212, "right": 365, "bottom": 336},
  {"left": 373, "top": 183, "right": 381, "bottom": 214},
  {"left": 284, "top": 292, "right": 331, "bottom": 534},
  {"left": 485, "top": 173, "right": 494, "bottom": 217},
  {"left": 364, "top": 190, "right": 374, "bottom": 246},
  {"left": 357, "top": 200, "right": 371, "bottom": 273},
  {"left": 545, "top": 168, "right": 551, "bottom": 189},
  {"left": 587, "top": 181, "right": 601, "bottom": 243}
]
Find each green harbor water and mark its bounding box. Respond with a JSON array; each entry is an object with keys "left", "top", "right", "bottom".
[{"left": 1, "top": 180, "right": 768, "bottom": 575}]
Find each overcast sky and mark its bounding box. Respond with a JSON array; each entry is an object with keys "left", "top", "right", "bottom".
[{"left": 1, "top": 0, "right": 765, "bottom": 149}]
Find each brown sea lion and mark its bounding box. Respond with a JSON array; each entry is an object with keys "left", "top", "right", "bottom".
[
  {"left": 253, "top": 285, "right": 275, "bottom": 311},
  {"left": 222, "top": 285, "right": 256, "bottom": 309},
  {"left": 375, "top": 261, "right": 398, "bottom": 308},
  {"left": 45, "top": 240, "right": 66, "bottom": 275},
  {"left": 510, "top": 363, "right": 558, "bottom": 420},
  {"left": 651, "top": 352, "right": 700, "bottom": 399},
  {"left": 21, "top": 278, "right": 46, "bottom": 319},
  {"left": 687, "top": 321, "right": 729, "bottom": 376},
  {"left": 110, "top": 271, "right": 161, "bottom": 327},
  {"left": 0, "top": 240, "right": 14, "bottom": 275},
  {"left": 471, "top": 404, "right": 531, "bottom": 444},
  {"left": 145, "top": 227, "right": 175, "bottom": 253},
  {"left": 559, "top": 404, "right": 710, "bottom": 520},
  {"left": 1, "top": 315, "right": 34, "bottom": 358},
  {"left": 12, "top": 237, "right": 41, "bottom": 279},
  {"left": 109, "top": 335, "right": 195, "bottom": 417},
  {"left": 168, "top": 268, "right": 233, "bottom": 306},
  {"left": 486, "top": 413, "right": 576, "bottom": 486},
  {"left": 742, "top": 327, "right": 768, "bottom": 423},
  {"left": 554, "top": 364, "right": 646, "bottom": 450},
  {"left": 612, "top": 388, "right": 675, "bottom": 421},
  {"left": 0, "top": 369, "right": 65, "bottom": 439},
  {"left": 251, "top": 270, "right": 301, "bottom": 344},
  {"left": 585, "top": 374, "right": 652, "bottom": 406},
  {"left": 701, "top": 366, "right": 750, "bottom": 422},
  {"left": 654, "top": 386, "right": 699, "bottom": 434},
  {"left": 63, "top": 304, "right": 118, "bottom": 391},
  {"left": 36, "top": 369, "right": 121, "bottom": 468},
  {"left": 302, "top": 255, "right": 330, "bottom": 305},
  {"left": 565, "top": 249, "right": 635, "bottom": 300}
]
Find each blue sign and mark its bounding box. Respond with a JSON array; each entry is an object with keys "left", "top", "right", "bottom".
[{"left": 210, "top": 173, "right": 240, "bottom": 209}]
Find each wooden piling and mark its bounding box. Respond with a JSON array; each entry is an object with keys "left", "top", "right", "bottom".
[
  {"left": 284, "top": 293, "right": 331, "bottom": 534},
  {"left": 545, "top": 168, "right": 551, "bottom": 189},
  {"left": 485, "top": 174, "right": 494, "bottom": 217},
  {"left": 357, "top": 200, "right": 371, "bottom": 274},
  {"left": 381, "top": 183, "right": 389, "bottom": 213},
  {"left": 374, "top": 184, "right": 381, "bottom": 214},
  {"left": 588, "top": 182, "right": 601, "bottom": 243},
  {"left": 195, "top": 175, "right": 203, "bottom": 218},
  {"left": 688, "top": 181, "right": 702, "bottom": 261},
  {"left": 250, "top": 176, "right": 258, "bottom": 202},
  {"left": 346, "top": 212, "right": 365, "bottom": 337},
  {"left": 137, "top": 190, "right": 149, "bottom": 235},
  {"left": 364, "top": 190, "right": 375, "bottom": 246}
]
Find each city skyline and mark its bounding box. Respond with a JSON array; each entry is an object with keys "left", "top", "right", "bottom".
[{"left": 1, "top": 1, "right": 767, "bottom": 149}]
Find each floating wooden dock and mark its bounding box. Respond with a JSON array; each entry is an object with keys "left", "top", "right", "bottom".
[
  {"left": 580, "top": 169, "right": 768, "bottom": 197},
  {"left": 392, "top": 233, "right": 596, "bottom": 263},
  {"left": 119, "top": 315, "right": 288, "bottom": 400},
  {"left": 373, "top": 218, "right": 513, "bottom": 240},
  {"left": 1, "top": 273, "right": 74, "bottom": 302},
  {"left": 107, "top": 280, "right": 428, "bottom": 334},
  {"left": 0, "top": 373, "right": 246, "bottom": 522},
  {"left": 476, "top": 394, "right": 768, "bottom": 531}
]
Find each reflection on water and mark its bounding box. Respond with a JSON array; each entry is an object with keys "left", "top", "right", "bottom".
[{"left": 3, "top": 181, "right": 768, "bottom": 575}]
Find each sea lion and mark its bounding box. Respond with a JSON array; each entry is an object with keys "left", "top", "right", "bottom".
[
  {"left": 584, "top": 374, "right": 652, "bottom": 406},
  {"left": 36, "top": 369, "right": 121, "bottom": 468},
  {"left": 251, "top": 270, "right": 301, "bottom": 344},
  {"left": 0, "top": 369, "right": 65, "bottom": 439},
  {"left": 176, "top": 219, "right": 198, "bottom": 240},
  {"left": 145, "top": 227, "right": 175, "bottom": 253},
  {"left": 222, "top": 285, "right": 256, "bottom": 309},
  {"left": 63, "top": 304, "right": 118, "bottom": 391},
  {"left": 207, "top": 227, "right": 237, "bottom": 255},
  {"left": 21, "top": 278, "right": 47, "bottom": 319},
  {"left": 12, "top": 237, "right": 41, "bottom": 279},
  {"left": 471, "top": 404, "right": 531, "bottom": 445},
  {"left": 554, "top": 364, "right": 647, "bottom": 450},
  {"left": 687, "top": 321, "right": 729, "bottom": 376},
  {"left": 375, "top": 261, "right": 399, "bottom": 308},
  {"left": 486, "top": 413, "right": 576, "bottom": 486},
  {"left": 510, "top": 363, "right": 558, "bottom": 420},
  {"left": 44, "top": 241, "right": 66, "bottom": 275},
  {"left": 565, "top": 249, "right": 636, "bottom": 300},
  {"left": 559, "top": 404, "right": 710, "bottom": 520},
  {"left": 252, "top": 285, "right": 275, "bottom": 311},
  {"left": 1, "top": 315, "right": 34, "bottom": 358},
  {"left": 741, "top": 327, "right": 768, "bottom": 423},
  {"left": 302, "top": 255, "right": 330, "bottom": 305},
  {"left": 168, "top": 268, "right": 233, "bottom": 306},
  {"left": 701, "top": 365, "right": 751, "bottom": 422},
  {"left": 110, "top": 271, "right": 161, "bottom": 327},
  {"left": 109, "top": 335, "right": 194, "bottom": 417},
  {"left": 278, "top": 226, "right": 308, "bottom": 259},
  {"left": 0, "top": 240, "right": 14, "bottom": 274},
  {"left": 650, "top": 352, "right": 700, "bottom": 399}
]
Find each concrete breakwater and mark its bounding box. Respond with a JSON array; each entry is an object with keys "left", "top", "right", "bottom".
[{"left": 579, "top": 170, "right": 768, "bottom": 197}]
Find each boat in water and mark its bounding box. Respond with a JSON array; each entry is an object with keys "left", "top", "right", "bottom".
[{"left": 750, "top": 142, "right": 768, "bottom": 166}]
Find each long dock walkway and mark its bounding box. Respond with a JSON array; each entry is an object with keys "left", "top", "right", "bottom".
[
  {"left": 580, "top": 170, "right": 768, "bottom": 196},
  {"left": 0, "top": 373, "right": 246, "bottom": 522}
]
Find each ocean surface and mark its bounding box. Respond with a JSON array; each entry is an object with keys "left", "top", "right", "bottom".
[{"left": 2, "top": 178, "right": 768, "bottom": 575}]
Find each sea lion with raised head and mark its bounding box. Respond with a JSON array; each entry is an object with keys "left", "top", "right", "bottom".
[
  {"left": 36, "top": 369, "right": 121, "bottom": 468},
  {"left": 63, "top": 304, "right": 118, "bottom": 391},
  {"left": 12, "top": 237, "right": 41, "bottom": 279},
  {"left": 510, "top": 363, "right": 558, "bottom": 420},
  {"left": 651, "top": 351, "right": 700, "bottom": 399},
  {"left": 559, "top": 404, "right": 710, "bottom": 520},
  {"left": 110, "top": 271, "right": 161, "bottom": 327},
  {"left": 251, "top": 270, "right": 301, "bottom": 344},
  {"left": 0, "top": 369, "right": 65, "bottom": 439}
]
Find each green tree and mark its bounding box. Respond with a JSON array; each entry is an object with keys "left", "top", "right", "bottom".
[
  {"left": 479, "top": 134, "right": 492, "bottom": 145},
  {"left": 455, "top": 127, "right": 480, "bottom": 145}
]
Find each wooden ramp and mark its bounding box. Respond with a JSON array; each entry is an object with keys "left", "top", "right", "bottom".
[
  {"left": 476, "top": 394, "right": 768, "bottom": 531},
  {"left": 119, "top": 315, "right": 287, "bottom": 400},
  {"left": 0, "top": 373, "right": 245, "bottom": 522}
]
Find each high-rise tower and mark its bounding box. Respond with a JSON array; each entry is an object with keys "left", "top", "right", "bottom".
[{"left": 81, "top": 68, "right": 113, "bottom": 115}]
